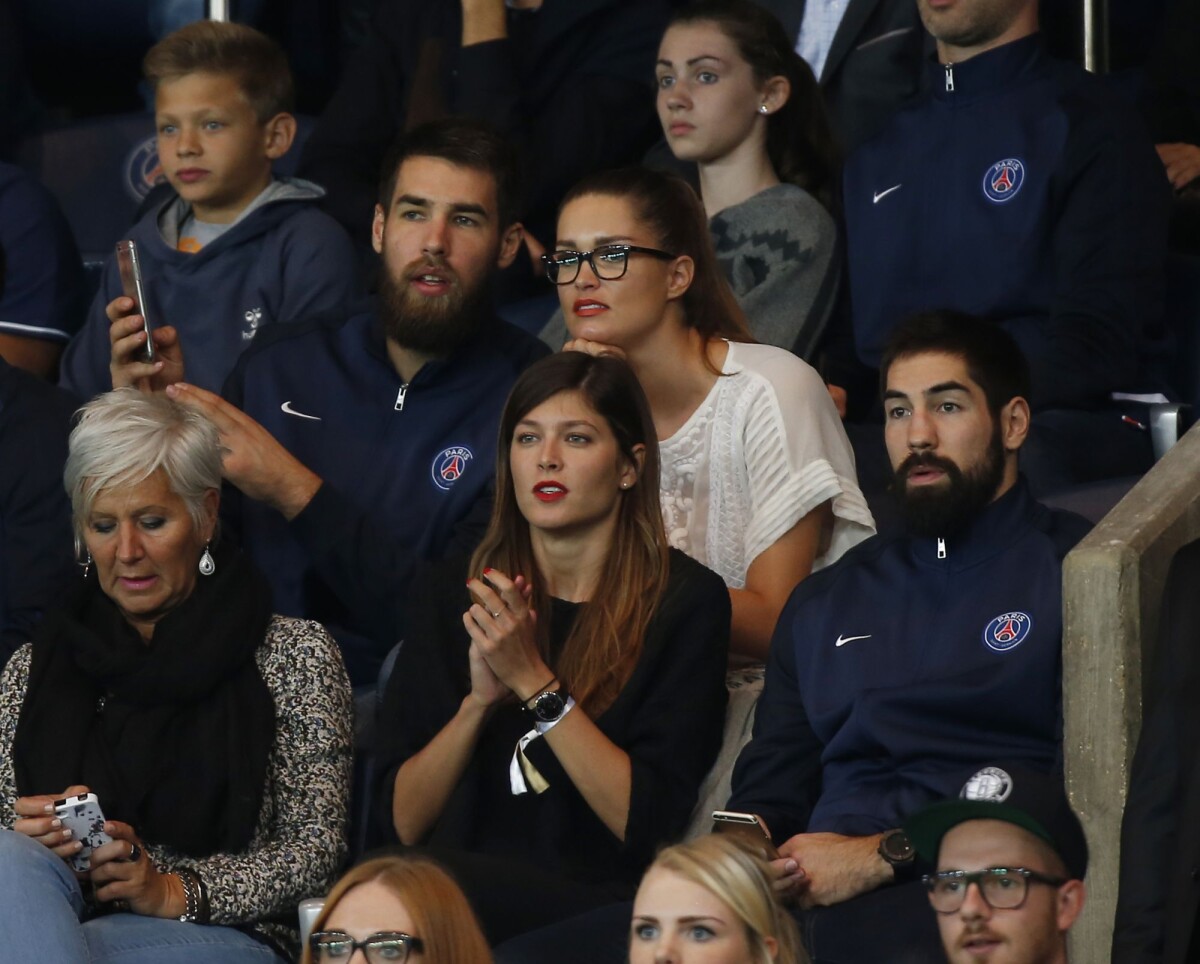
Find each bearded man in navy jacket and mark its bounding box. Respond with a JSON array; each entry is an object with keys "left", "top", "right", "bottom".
[
  {"left": 110, "top": 119, "right": 549, "bottom": 685},
  {"left": 835, "top": 0, "right": 1171, "bottom": 495},
  {"left": 727, "top": 312, "right": 1090, "bottom": 964}
]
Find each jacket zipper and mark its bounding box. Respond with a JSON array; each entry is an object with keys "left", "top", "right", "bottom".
[
  {"left": 944, "top": 63, "right": 955, "bottom": 92},
  {"left": 394, "top": 383, "right": 409, "bottom": 411},
  {"left": 937, "top": 537, "right": 947, "bottom": 560}
]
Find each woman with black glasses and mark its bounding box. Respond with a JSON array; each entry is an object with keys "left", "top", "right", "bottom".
[
  {"left": 374, "top": 352, "right": 730, "bottom": 944},
  {"left": 303, "top": 855, "right": 491, "bottom": 964},
  {"left": 548, "top": 166, "right": 873, "bottom": 661}
]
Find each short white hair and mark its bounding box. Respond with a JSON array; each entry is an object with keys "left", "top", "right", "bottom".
[{"left": 64, "top": 389, "right": 223, "bottom": 546}]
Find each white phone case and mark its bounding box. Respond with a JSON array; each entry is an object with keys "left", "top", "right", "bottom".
[{"left": 54, "top": 793, "right": 113, "bottom": 872}]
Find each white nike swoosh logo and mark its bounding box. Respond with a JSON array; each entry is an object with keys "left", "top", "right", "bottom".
[
  {"left": 835, "top": 634, "right": 872, "bottom": 647},
  {"left": 281, "top": 401, "right": 321, "bottom": 421},
  {"left": 873, "top": 184, "right": 902, "bottom": 203}
]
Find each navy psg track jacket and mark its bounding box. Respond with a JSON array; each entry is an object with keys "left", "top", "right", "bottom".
[
  {"left": 223, "top": 306, "right": 548, "bottom": 685},
  {"left": 728, "top": 479, "right": 1091, "bottom": 841},
  {"left": 842, "top": 35, "right": 1170, "bottom": 411}
]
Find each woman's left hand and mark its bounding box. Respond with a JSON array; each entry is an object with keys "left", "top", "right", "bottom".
[
  {"left": 89, "top": 821, "right": 180, "bottom": 918},
  {"left": 463, "top": 569, "right": 550, "bottom": 700}
]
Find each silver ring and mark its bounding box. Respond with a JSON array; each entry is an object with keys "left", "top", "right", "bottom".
[
  {"left": 126, "top": 842, "right": 141, "bottom": 863},
  {"left": 489, "top": 609, "right": 502, "bottom": 619}
]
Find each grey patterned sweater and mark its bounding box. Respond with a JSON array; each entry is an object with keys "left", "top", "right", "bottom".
[
  {"left": 539, "top": 183, "right": 839, "bottom": 360},
  {"left": 708, "top": 183, "right": 839, "bottom": 360},
  {"left": 0, "top": 615, "right": 353, "bottom": 958}
]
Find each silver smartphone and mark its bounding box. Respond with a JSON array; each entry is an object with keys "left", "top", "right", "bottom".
[
  {"left": 712, "top": 809, "right": 780, "bottom": 860},
  {"left": 54, "top": 792, "right": 113, "bottom": 873},
  {"left": 115, "top": 240, "right": 156, "bottom": 362}
]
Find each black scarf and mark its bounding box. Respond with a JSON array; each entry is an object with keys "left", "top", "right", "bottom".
[{"left": 13, "top": 543, "right": 275, "bottom": 857}]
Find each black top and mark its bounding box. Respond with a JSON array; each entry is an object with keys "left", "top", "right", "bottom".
[
  {"left": 375, "top": 548, "right": 730, "bottom": 896},
  {"left": 298, "top": 0, "right": 669, "bottom": 263},
  {"left": 0, "top": 357, "right": 76, "bottom": 664},
  {"left": 1114, "top": 538, "right": 1200, "bottom": 963}
]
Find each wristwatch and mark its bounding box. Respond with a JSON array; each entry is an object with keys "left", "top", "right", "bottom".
[
  {"left": 526, "top": 687, "right": 570, "bottom": 724},
  {"left": 878, "top": 828, "right": 916, "bottom": 879}
]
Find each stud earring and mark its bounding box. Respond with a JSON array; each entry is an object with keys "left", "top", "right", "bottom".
[
  {"left": 759, "top": 104, "right": 769, "bottom": 114},
  {"left": 198, "top": 543, "right": 216, "bottom": 576}
]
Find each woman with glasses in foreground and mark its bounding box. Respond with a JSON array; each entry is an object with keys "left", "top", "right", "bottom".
[
  {"left": 303, "top": 855, "right": 490, "bottom": 964},
  {"left": 375, "top": 353, "right": 730, "bottom": 944},
  {"left": 548, "top": 166, "right": 873, "bottom": 661}
]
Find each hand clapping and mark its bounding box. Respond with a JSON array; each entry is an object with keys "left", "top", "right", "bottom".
[{"left": 462, "top": 569, "right": 550, "bottom": 703}]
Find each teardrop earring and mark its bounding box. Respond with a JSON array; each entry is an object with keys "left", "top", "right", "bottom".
[{"left": 198, "top": 544, "right": 216, "bottom": 576}]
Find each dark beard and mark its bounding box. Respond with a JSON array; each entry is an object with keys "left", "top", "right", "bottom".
[
  {"left": 893, "top": 427, "right": 1006, "bottom": 539},
  {"left": 377, "top": 256, "right": 491, "bottom": 357}
]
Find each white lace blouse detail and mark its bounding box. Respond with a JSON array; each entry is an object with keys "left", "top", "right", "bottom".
[{"left": 659, "top": 341, "right": 875, "bottom": 588}]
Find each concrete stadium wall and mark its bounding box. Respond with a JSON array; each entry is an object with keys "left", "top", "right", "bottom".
[{"left": 1063, "top": 421, "right": 1200, "bottom": 960}]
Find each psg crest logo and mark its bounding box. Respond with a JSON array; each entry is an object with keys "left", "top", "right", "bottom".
[
  {"left": 983, "top": 611, "right": 1032, "bottom": 652},
  {"left": 982, "top": 158, "right": 1025, "bottom": 204},
  {"left": 124, "top": 137, "right": 167, "bottom": 201},
  {"left": 431, "top": 445, "right": 474, "bottom": 491}
]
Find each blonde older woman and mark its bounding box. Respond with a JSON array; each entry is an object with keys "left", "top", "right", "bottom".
[{"left": 0, "top": 389, "right": 352, "bottom": 962}]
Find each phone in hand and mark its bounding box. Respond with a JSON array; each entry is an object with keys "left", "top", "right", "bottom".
[
  {"left": 712, "top": 809, "right": 780, "bottom": 861},
  {"left": 54, "top": 792, "right": 113, "bottom": 872},
  {"left": 115, "top": 239, "right": 156, "bottom": 362}
]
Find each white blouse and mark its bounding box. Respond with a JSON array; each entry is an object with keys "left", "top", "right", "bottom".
[{"left": 659, "top": 341, "right": 875, "bottom": 588}]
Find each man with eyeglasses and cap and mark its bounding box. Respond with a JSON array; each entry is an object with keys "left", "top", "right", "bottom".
[{"left": 905, "top": 764, "right": 1088, "bottom": 964}]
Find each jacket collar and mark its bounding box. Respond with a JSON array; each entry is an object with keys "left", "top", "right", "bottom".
[
  {"left": 365, "top": 305, "right": 508, "bottom": 387},
  {"left": 929, "top": 32, "right": 1046, "bottom": 104},
  {"left": 908, "top": 475, "right": 1042, "bottom": 569}
]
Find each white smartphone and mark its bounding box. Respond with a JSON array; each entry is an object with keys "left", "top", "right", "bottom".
[
  {"left": 54, "top": 792, "right": 113, "bottom": 872},
  {"left": 115, "top": 239, "right": 156, "bottom": 363},
  {"left": 712, "top": 809, "right": 780, "bottom": 860}
]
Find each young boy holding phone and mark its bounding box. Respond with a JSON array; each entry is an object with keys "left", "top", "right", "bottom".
[{"left": 59, "top": 20, "right": 357, "bottom": 398}]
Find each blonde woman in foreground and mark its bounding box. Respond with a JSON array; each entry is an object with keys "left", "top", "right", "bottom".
[{"left": 630, "top": 835, "right": 807, "bottom": 964}]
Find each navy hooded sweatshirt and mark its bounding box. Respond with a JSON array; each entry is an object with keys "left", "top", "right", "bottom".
[{"left": 59, "top": 177, "right": 357, "bottom": 399}]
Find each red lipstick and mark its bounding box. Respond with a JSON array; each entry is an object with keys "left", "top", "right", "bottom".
[{"left": 533, "top": 481, "right": 568, "bottom": 503}]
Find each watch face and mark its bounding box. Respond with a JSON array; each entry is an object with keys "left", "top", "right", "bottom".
[
  {"left": 532, "top": 690, "right": 566, "bottom": 723},
  {"left": 882, "top": 830, "right": 915, "bottom": 864}
]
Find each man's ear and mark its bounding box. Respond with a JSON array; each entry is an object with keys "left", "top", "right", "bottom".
[
  {"left": 665, "top": 254, "right": 695, "bottom": 303},
  {"left": 998, "top": 396, "right": 1031, "bottom": 453},
  {"left": 496, "top": 222, "right": 524, "bottom": 270},
  {"left": 262, "top": 112, "right": 297, "bottom": 161},
  {"left": 371, "top": 204, "right": 386, "bottom": 255},
  {"left": 1056, "top": 880, "right": 1086, "bottom": 932}
]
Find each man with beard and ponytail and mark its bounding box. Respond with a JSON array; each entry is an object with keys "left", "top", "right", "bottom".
[
  {"left": 134, "top": 119, "right": 549, "bottom": 687},
  {"left": 721, "top": 311, "right": 1091, "bottom": 963}
]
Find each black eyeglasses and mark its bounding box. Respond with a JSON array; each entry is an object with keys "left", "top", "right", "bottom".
[
  {"left": 922, "top": 868, "right": 1069, "bottom": 913},
  {"left": 309, "top": 930, "right": 424, "bottom": 962},
  {"left": 541, "top": 244, "right": 676, "bottom": 285}
]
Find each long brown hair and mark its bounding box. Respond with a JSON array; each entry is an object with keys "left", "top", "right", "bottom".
[
  {"left": 668, "top": 0, "right": 840, "bottom": 212},
  {"left": 301, "top": 855, "right": 491, "bottom": 964},
  {"left": 469, "top": 353, "right": 669, "bottom": 717},
  {"left": 559, "top": 166, "right": 756, "bottom": 353}
]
